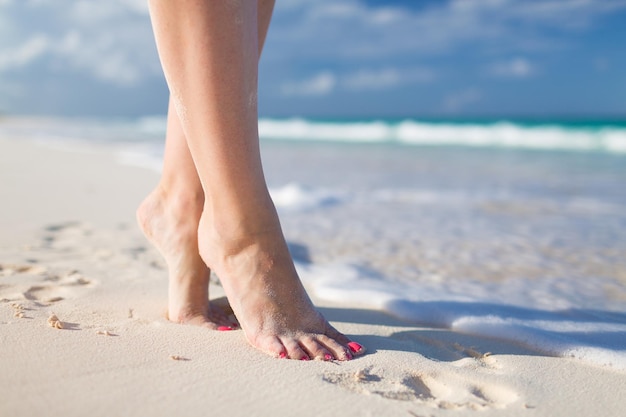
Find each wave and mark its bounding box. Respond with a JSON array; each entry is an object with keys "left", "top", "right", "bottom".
[
  {"left": 259, "top": 118, "right": 626, "bottom": 154},
  {"left": 3, "top": 116, "right": 625, "bottom": 154},
  {"left": 297, "top": 261, "right": 626, "bottom": 370}
]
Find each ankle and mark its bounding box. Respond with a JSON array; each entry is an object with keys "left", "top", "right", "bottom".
[
  {"left": 156, "top": 183, "right": 204, "bottom": 220},
  {"left": 204, "top": 207, "right": 282, "bottom": 248}
]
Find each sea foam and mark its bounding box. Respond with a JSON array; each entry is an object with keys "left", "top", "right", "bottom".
[
  {"left": 297, "top": 260, "right": 626, "bottom": 370},
  {"left": 266, "top": 182, "right": 626, "bottom": 370},
  {"left": 259, "top": 118, "right": 626, "bottom": 154}
]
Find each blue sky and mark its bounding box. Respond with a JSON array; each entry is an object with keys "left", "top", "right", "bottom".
[{"left": 1, "top": 0, "right": 625, "bottom": 119}]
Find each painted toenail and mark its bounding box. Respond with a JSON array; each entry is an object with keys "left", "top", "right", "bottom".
[
  {"left": 217, "top": 326, "right": 233, "bottom": 331},
  {"left": 348, "top": 342, "right": 363, "bottom": 353},
  {"left": 279, "top": 352, "right": 287, "bottom": 359},
  {"left": 301, "top": 356, "right": 310, "bottom": 361},
  {"left": 324, "top": 354, "right": 333, "bottom": 361}
]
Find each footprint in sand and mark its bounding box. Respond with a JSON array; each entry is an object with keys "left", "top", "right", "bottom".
[
  {"left": 41, "top": 221, "right": 92, "bottom": 247},
  {"left": 322, "top": 366, "right": 519, "bottom": 410},
  {"left": 0, "top": 263, "right": 94, "bottom": 305}
]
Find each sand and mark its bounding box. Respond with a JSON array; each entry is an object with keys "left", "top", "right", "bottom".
[{"left": 1, "top": 136, "right": 625, "bottom": 417}]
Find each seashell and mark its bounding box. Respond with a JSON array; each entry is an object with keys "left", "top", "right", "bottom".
[
  {"left": 47, "top": 313, "right": 64, "bottom": 329},
  {"left": 353, "top": 369, "right": 367, "bottom": 382}
]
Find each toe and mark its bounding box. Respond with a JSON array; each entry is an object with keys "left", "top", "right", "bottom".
[
  {"left": 251, "top": 334, "right": 291, "bottom": 359},
  {"left": 323, "top": 323, "right": 365, "bottom": 358},
  {"left": 298, "top": 335, "right": 333, "bottom": 361},
  {"left": 315, "top": 333, "right": 354, "bottom": 361},
  {"left": 280, "top": 336, "right": 310, "bottom": 360}
]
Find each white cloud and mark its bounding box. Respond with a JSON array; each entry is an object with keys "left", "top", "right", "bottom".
[
  {"left": 268, "top": 0, "right": 626, "bottom": 62},
  {"left": 0, "top": 34, "right": 49, "bottom": 71},
  {"left": 281, "top": 72, "right": 337, "bottom": 96},
  {"left": 343, "top": 67, "right": 435, "bottom": 91},
  {"left": 0, "top": 0, "right": 158, "bottom": 85},
  {"left": 1, "top": 0, "right": 625, "bottom": 115},
  {"left": 281, "top": 66, "right": 435, "bottom": 96},
  {"left": 489, "top": 57, "right": 535, "bottom": 78}
]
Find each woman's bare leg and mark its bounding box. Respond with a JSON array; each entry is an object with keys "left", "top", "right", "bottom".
[
  {"left": 137, "top": 0, "right": 277, "bottom": 328},
  {"left": 137, "top": 98, "right": 222, "bottom": 327},
  {"left": 147, "top": 0, "right": 363, "bottom": 360}
]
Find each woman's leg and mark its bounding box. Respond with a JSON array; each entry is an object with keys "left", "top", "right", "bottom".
[
  {"left": 147, "top": 0, "right": 362, "bottom": 360},
  {"left": 137, "top": 0, "right": 277, "bottom": 328},
  {"left": 137, "top": 97, "right": 218, "bottom": 327}
]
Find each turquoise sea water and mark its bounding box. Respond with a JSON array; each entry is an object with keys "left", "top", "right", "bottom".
[
  {"left": 2, "top": 116, "right": 625, "bottom": 369},
  {"left": 3, "top": 116, "right": 626, "bottom": 153}
]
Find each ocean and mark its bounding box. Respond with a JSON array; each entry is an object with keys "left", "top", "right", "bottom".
[{"left": 2, "top": 116, "right": 625, "bottom": 369}]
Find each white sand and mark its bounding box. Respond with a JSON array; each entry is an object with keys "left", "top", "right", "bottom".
[{"left": 1, "top": 136, "right": 624, "bottom": 417}]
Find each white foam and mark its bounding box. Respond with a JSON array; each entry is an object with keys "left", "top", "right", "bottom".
[
  {"left": 116, "top": 145, "right": 164, "bottom": 172},
  {"left": 269, "top": 183, "right": 344, "bottom": 212},
  {"left": 297, "top": 261, "right": 626, "bottom": 370},
  {"left": 259, "top": 118, "right": 391, "bottom": 143},
  {"left": 259, "top": 118, "right": 626, "bottom": 154}
]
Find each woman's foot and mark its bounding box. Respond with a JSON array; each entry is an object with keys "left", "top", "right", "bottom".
[
  {"left": 137, "top": 186, "right": 234, "bottom": 329},
  {"left": 198, "top": 201, "right": 365, "bottom": 361}
]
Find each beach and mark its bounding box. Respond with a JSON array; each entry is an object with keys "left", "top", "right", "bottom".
[{"left": 1, "top": 118, "right": 626, "bottom": 416}]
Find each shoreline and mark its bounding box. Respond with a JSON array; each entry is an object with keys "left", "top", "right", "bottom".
[{"left": 1, "top": 136, "right": 625, "bottom": 417}]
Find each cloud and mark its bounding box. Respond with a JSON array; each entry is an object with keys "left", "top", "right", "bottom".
[
  {"left": 488, "top": 57, "right": 535, "bottom": 78},
  {"left": 267, "top": 0, "right": 626, "bottom": 62},
  {"left": 281, "top": 66, "right": 434, "bottom": 96},
  {"left": 1, "top": 0, "right": 626, "bottom": 116},
  {"left": 343, "top": 67, "right": 435, "bottom": 91},
  {"left": 0, "top": 35, "right": 49, "bottom": 71},
  {"left": 281, "top": 72, "right": 337, "bottom": 96},
  {"left": 0, "top": 0, "right": 158, "bottom": 86}
]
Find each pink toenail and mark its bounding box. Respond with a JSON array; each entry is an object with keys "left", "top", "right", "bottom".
[
  {"left": 348, "top": 342, "right": 363, "bottom": 353},
  {"left": 279, "top": 352, "right": 287, "bottom": 359},
  {"left": 301, "top": 356, "right": 310, "bottom": 361},
  {"left": 217, "top": 326, "right": 233, "bottom": 331},
  {"left": 324, "top": 354, "right": 333, "bottom": 361}
]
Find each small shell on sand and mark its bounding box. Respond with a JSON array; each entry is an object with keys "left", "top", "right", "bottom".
[
  {"left": 47, "top": 313, "right": 64, "bottom": 329},
  {"left": 353, "top": 369, "right": 368, "bottom": 382},
  {"left": 96, "top": 330, "right": 112, "bottom": 336},
  {"left": 12, "top": 303, "right": 26, "bottom": 318},
  {"left": 169, "top": 355, "right": 188, "bottom": 361}
]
